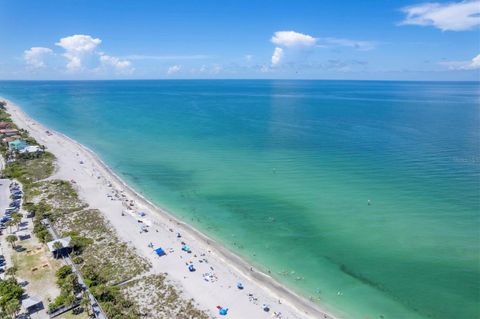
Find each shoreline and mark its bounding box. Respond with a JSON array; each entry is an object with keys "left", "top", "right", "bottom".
[{"left": 3, "top": 97, "right": 338, "bottom": 319}]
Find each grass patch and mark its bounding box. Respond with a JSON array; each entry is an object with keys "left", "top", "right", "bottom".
[
  {"left": 25, "top": 179, "right": 87, "bottom": 215},
  {"left": 52, "top": 209, "right": 150, "bottom": 283},
  {"left": 3, "top": 151, "right": 56, "bottom": 185},
  {"left": 57, "top": 309, "right": 91, "bottom": 319},
  {"left": 11, "top": 239, "right": 62, "bottom": 304}
]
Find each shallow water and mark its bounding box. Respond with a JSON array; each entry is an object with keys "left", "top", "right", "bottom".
[{"left": 1, "top": 80, "right": 479, "bottom": 319}]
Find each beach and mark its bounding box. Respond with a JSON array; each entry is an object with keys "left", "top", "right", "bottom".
[{"left": 3, "top": 98, "right": 335, "bottom": 319}]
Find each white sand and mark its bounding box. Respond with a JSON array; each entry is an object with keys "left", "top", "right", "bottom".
[{"left": 3, "top": 99, "right": 337, "bottom": 319}]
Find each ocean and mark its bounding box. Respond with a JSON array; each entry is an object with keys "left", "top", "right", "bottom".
[{"left": 1, "top": 80, "right": 478, "bottom": 319}]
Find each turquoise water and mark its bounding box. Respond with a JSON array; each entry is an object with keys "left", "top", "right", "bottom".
[{"left": 0, "top": 80, "right": 479, "bottom": 319}]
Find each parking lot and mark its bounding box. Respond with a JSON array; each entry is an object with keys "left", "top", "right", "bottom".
[{"left": 0, "top": 178, "right": 22, "bottom": 275}]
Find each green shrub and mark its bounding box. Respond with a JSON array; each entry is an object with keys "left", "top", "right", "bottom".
[
  {"left": 56, "top": 265, "right": 73, "bottom": 282},
  {"left": 0, "top": 279, "right": 23, "bottom": 311}
]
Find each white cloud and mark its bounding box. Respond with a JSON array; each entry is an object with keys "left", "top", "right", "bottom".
[
  {"left": 271, "top": 47, "right": 284, "bottom": 66},
  {"left": 55, "top": 34, "right": 102, "bottom": 71},
  {"left": 245, "top": 54, "right": 253, "bottom": 62},
  {"left": 99, "top": 53, "right": 133, "bottom": 74},
  {"left": 212, "top": 64, "right": 222, "bottom": 74},
  {"left": 319, "top": 37, "right": 376, "bottom": 51},
  {"left": 190, "top": 64, "right": 222, "bottom": 75},
  {"left": 271, "top": 31, "right": 317, "bottom": 47},
  {"left": 268, "top": 31, "right": 375, "bottom": 69},
  {"left": 167, "top": 65, "right": 181, "bottom": 74},
  {"left": 441, "top": 53, "right": 480, "bottom": 69},
  {"left": 400, "top": 1, "right": 480, "bottom": 31},
  {"left": 260, "top": 65, "right": 270, "bottom": 73},
  {"left": 23, "top": 47, "right": 53, "bottom": 68}
]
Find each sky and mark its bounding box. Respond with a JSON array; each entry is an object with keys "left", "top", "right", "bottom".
[{"left": 0, "top": 0, "right": 479, "bottom": 80}]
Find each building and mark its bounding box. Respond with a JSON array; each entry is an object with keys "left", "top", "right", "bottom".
[
  {"left": 0, "top": 128, "right": 19, "bottom": 137},
  {"left": 8, "top": 139, "right": 28, "bottom": 151},
  {"left": 1, "top": 135, "right": 21, "bottom": 143},
  {"left": 47, "top": 237, "right": 72, "bottom": 257},
  {"left": 0, "top": 122, "right": 12, "bottom": 129},
  {"left": 19, "top": 145, "right": 43, "bottom": 154}
]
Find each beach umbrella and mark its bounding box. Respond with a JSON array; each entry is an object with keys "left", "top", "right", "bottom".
[
  {"left": 188, "top": 264, "right": 196, "bottom": 272},
  {"left": 236, "top": 282, "right": 244, "bottom": 290}
]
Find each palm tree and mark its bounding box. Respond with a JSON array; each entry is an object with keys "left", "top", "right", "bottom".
[
  {"left": 53, "top": 241, "right": 63, "bottom": 258},
  {"left": 5, "top": 266, "right": 17, "bottom": 278},
  {"left": 12, "top": 213, "right": 22, "bottom": 231},
  {"left": 6, "top": 235, "right": 17, "bottom": 249},
  {"left": 4, "top": 299, "right": 19, "bottom": 319},
  {"left": 5, "top": 220, "right": 14, "bottom": 234}
]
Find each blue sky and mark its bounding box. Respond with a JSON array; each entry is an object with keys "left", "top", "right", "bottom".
[{"left": 0, "top": 0, "right": 479, "bottom": 80}]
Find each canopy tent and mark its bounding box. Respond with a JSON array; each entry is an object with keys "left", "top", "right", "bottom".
[
  {"left": 154, "top": 247, "right": 166, "bottom": 257},
  {"left": 46, "top": 237, "right": 72, "bottom": 252},
  {"left": 219, "top": 307, "right": 229, "bottom": 316}
]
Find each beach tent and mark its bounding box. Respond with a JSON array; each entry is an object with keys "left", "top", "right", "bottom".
[
  {"left": 219, "top": 307, "right": 229, "bottom": 316},
  {"left": 154, "top": 247, "right": 166, "bottom": 257},
  {"left": 188, "top": 264, "right": 196, "bottom": 272}
]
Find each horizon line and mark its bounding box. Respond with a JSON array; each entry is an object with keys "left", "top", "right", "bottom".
[{"left": 0, "top": 78, "right": 478, "bottom": 83}]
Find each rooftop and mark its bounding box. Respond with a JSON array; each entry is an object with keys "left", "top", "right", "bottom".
[{"left": 46, "top": 236, "right": 72, "bottom": 252}]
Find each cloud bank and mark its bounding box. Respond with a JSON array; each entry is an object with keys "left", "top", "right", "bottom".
[
  {"left": 55, "top": 34, "right": 102, "bottom": 71},
  {"left": 271, "top": 47, "right": 284, "bottom": 66},
  {"left": 23, "top": 47, "right": 53, "bottom": 68},
  {"left": 23, "top": 34, "right": 133, "bottom": 75},
  {"left": 441, "top": 53, "right": 480, "bottom": 69},
  {"left": 269, "top": 30, "right": 375, "bottom": 66},
  {"left": 400, "top": 0, "right": 480, "bottom": 31},
  {"left": 271, "top": 31, "right": 317, "bottom": 47},
  {"left": 167, "top": 65, "right": 181, "bottom": 74}
]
